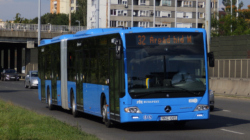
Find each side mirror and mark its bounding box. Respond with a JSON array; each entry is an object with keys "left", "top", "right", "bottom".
[
  {"left": 116, "top": 45, "right": 122, "bottom": 60},
  {"left": 208, "top": 52, "right": 214, "bottom": 67},
  {"left": 26, "top": 75, "right": 29, "bottom": 77},
  {"left": 111, "top": 38, "right": 122, "bottom": 60}
]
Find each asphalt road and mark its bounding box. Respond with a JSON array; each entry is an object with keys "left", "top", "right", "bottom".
[{"left": 0, "top": 80, "right": 250, "bottom": 140}]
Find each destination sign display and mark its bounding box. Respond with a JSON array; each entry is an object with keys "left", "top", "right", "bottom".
[{"left": 136, "top": 34, "right": 194, "bottom": 46}]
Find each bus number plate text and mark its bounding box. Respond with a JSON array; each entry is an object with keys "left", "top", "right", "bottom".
[{"left": 160, "top": 116, "right": 178, "bottom": 121}]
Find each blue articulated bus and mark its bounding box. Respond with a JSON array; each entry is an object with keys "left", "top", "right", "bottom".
[{"left": 38, "top": 27, "right": 214, "bottom": 127}]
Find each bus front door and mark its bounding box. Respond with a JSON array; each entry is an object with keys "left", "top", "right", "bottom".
[
  {"left": 75, "top": 50, "right": 84, "bottom": 111},
  {"left": 109, "top": 49, "right": 121, "bottom": 122}
]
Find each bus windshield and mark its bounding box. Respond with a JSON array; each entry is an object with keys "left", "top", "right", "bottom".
[{"left": 125, "top": 32, "right": 206, "bottom": 98}]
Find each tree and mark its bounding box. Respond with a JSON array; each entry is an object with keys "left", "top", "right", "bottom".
[
  {"left": 13, "top": 0, "right": 88, "bottom": 27},
  {"left": 237, "top": 5, "right": 250, "bottom": 19},
  {"left": 75, "top": 0, "right": 87, "bottom": 26},
  {"left": 222, "top": 0, "right": 244, "bottom": 9},
  {"left": 222, "top": 0, "right": 244, "bottom": 16},
  {"left": 13, "top": 13, "right": 23, "bottom": 23},
  {"left": 211, "top": 14, "right": 250, "bottom": 37},
  {"left": 211, "top": 12, "right": 220, "bottom": 37}
]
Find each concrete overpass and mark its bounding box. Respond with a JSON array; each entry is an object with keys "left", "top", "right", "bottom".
[{"left": 0, "top": 23, "right": 86, "bottom": 74}]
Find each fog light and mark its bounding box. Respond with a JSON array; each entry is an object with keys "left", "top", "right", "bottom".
[
  {"left": 132, "top": 116, "right": 139, "bottom": 119},
  {"left": 197, "top": 114, "right": 203, "bottom": 117}
]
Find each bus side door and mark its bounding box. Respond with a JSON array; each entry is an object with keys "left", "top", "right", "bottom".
[
  {"left": 39, "top": 55, "right": 46, "bottom": 102},
  {"left": 75, "top": 50, "right": 84, "bottom": 111},
  {"left": 51, "top": 53, "right": 58, "bottom": 104},
  {"left": 109, "top": 48, "right": 121, "bottom": 121}
]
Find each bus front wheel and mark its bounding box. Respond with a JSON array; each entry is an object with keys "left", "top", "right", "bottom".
[{"left": 102, "top": 99, "right": 112, "bottom": 128}]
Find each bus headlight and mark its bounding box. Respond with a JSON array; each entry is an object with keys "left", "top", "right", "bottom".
[
  {"left": 124, "top": 107, "right": 142, "bottom": 113},
  {"left": 194, "top": 105, "right": 209, "bottom": 111}
]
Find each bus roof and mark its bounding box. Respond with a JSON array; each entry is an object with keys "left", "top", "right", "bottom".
[{"left": 39, "top": 27, "right": 206, "bottom": 47}]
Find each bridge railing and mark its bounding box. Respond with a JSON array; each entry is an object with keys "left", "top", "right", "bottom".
[
  {"left": 209, "top": 59, "right": 250, "bottom": 79},
  {"left": 0, "top": 23, "right": 86, "bottom": 32}
]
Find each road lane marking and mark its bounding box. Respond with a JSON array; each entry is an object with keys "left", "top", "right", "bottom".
[
  {"left": 222, "top": 110, "right": 231, "bottom": 112},
  {"left": 221, "top": 129, "right": 244, "bottom": 135}
]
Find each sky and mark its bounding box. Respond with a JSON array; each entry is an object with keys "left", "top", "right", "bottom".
[
  {"left": 0, "top": 0, "right": 50, "bottom": 21},
  {"left": 0, "top": 0, "right": 250, "bottom": 21}
]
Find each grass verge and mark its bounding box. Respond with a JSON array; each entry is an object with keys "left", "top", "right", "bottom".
[{"left": 0, "top": 99, "right": 99, "bottom": 140}]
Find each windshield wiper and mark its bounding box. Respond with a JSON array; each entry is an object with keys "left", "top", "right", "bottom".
[
  {"left": 171, "top": 86, "right": 202, "bottom": 96},
  {"left": 131, "top": 88, "right": 203, "bottom": 98},
  {"left": 132, "top": 90, "right": 181, "bottom": 98}
]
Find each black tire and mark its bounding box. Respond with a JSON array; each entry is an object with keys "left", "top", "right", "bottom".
[
  {"left": 102, "top": 99, "right": 112, "bottom": 128},
  {"left": 24, "top": 81, "right": 28, "bottom": 88},
  {"left": 174, "top": 121, "right": 187, "bottom": 126},
  {"left": 72, "top": 94, "right": 78, "bottom": 117},
  {"left": 210, "top": 106, "right": 214, "bottom": 111},
  {"left": 29, "top": 82, "right": 32, "bottom": 89},
  {"left": 48, "top": 89, "right": 54, "bottom": 110}
]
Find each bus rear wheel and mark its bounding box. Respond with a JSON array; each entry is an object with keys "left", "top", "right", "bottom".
[
  {"left": 72, "top": 94, "right": 78, "bottom": 117},
  {"left": 24, "top": 82, "right": 28, "bottom": 88},
  {"left": 102, "top": 99, "right": 112, "bottom": 128},
  {"left": 48, "top": 89, "right": 54, "bottom": 110}
]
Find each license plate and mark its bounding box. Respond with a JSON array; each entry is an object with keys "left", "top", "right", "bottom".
[{"left": 160, "top": 116, "right": 178, "bottom": 121}]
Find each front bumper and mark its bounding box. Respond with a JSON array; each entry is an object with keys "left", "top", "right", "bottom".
[
  {"left": 31, "top": 82, "right": 38, "bottom": 87},
  {"left": 120, "top": 111, "right": 209, "bottom": 123},
  {"left": 5, "top": 76, "right": 19, "bottom": 80}
]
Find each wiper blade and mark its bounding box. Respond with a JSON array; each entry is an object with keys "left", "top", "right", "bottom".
[
  {"left": 132, "top": 90, "right": 180, "bottom": 98},
  {"left": 172, "top": 86, "right": 201, "bottom": 96},
  {"left": 133, "top": 92, "right": 153, "bottom": 98}
]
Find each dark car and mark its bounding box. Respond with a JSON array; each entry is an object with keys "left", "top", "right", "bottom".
[{"left": 1, "top": 69, "right": 19, "bottom": 81}]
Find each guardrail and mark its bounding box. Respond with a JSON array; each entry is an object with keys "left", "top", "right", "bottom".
[
  {"left": 0, "top": 23, "right": 86, "bottom": 32},
  {"left": 209, "top": 59, "right": 250, "bottom": 79}
]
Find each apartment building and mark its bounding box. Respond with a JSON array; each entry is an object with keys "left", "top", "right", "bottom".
[
  {"left": 87, "top": 0, "right": 218, "bottom": 29},
  {"left": 50, "top": 0, "right": 78, "bottom": 14}
]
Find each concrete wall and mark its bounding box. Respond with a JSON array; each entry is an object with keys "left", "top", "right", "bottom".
[
  {"left": 210, "top": 78, "right": 250, "bottom": 96},
  {"left": 210, "top": 35, "right": 250, "bottom": 96}
]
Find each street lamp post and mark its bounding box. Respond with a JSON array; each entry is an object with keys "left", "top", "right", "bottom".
[
  {"left": 76, "top": 20, "right": 80, "bottom": 31},
  {"left": 48, "top": 23, "right": 51, "bottom": 32},
  {"left": 38, "top": 0, "right": 41, "bottom": 45},
  {"left": 205, "top": 0, "right": 211, "bottom": 52}
]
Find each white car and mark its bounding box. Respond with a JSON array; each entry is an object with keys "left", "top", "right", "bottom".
[
  {"left": 24, "top": 70, "right": 38, "bottom": 89},
  {"left": 209, "top": 89, "right": 214, "bottom": 111}
]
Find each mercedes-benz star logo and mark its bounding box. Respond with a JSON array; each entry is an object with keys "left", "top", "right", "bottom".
[{"left": 165, "top": 106, "right": 171, "bottom": 113}]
